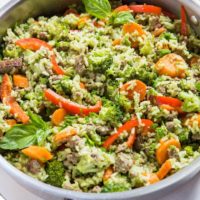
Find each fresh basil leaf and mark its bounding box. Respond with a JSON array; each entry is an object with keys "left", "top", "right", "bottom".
[
  {"left": 82, "top": 0, "right": 111, "bottom": 19},
  {"left": 0, "top": 124, "right": 37, "bottom": 150},
  {"left": 111, "top": 11, "right": 134, "bottom": 25},
  {"left": 29, "top": 112, "right": 47, "bottom": 129},
  {"left": 36, "top": 129, "right": 52, "bottom": 146}
]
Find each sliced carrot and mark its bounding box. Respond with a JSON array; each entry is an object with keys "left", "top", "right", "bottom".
[
  {"left": 5, "top": 119, "right": 17, "bottom": 127},
  {"left": 112, "top": 39, "right": 122, "bottom": 46},
  {"left": 54, "top": 126, "right": 77, "bottom": 144},
  {"left": 114, "top": 5, "right": 130, "bottom": 12},
  {"left": 22, "top": 146, "right": 53, "bottom": 163},
  {"left": 156, "top": 159, "right": 172, "bottom": 179},
  {"left": 123, "top": 22, "right": 145, "bottom": 35},
  {"left": 156, "top": 138, "right": 181, "bottom": 164},
  {"left": 5, "top": 97, "right": 29, "bottom": 124},
  {"left": 126, "top": 129, "right": 136, "bottom": 148},
  {"left": 143, "top": 172, "right": 160, "bottom": 184},
  {"left": 155, "top": 53, "right": 187, "bottom": 78},
  {"left": 103, "top": 166, "right": 113, "bottom": 182},
  {"left": 51, "top": 108, "right": 67, "bottom": 126},
  {"left": 77, "top": 16, "right": 90, "bottom": 27},
  {"left": 153, "top": 27, "right": 166, "bottom": 37},
  {"left": 120, "top": 80, "right": 147, "bottom": 101},
  {"left": 0, "top": 74, "right": 12, "bottom": 101},
  {"left": 13, "top": 75, "right": 29, "bottom": 88}
]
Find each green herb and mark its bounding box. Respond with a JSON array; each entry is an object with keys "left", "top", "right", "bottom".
[
  {"left": 110, "top": 11, "right": 134, "bottom": 25},
  {"left": 82, "top": 0, "right": 111, "bottom": 19},
  {"left": 0, "top": 113, "right": 51, "bottom": 150}
]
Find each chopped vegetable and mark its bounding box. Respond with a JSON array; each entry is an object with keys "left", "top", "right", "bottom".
[
  {"left": 126, "top": 129, "right": 136, "bottom": 148},
  {"left": 155, "top": 53, "right": 188, "bottom": 78},
  {"left": 13, "top": 74, "right": 29, "bottom": 88},
  {"left": 123, "top": 22, "right": 145, "bottom": 35},
  {"left": 0, "top": 74, "right": 12, "bottom": 101},
  {"left": 129, "top": 5, "right": 162, "bottom": 15},
  {"left": 156, "top": 159, "right": 172, "bottom": 179},
  {"left": 45, "top": 160, "right": 65, "bottom": 187},
  {"left": 16, "top": 38, "right": 65, "bottom": 75},
  {"left": 103, "top": 166, "right": 113, "bottom": 182},
  {"left": 45, "top": 89, "right": 102, "bottom": 115},
  {"left": 156, "top": 139, "right": 181, "bottom": 164},
  {"left": 181, "top": 5, "right": 188, "bottom": 36},
  {"left": 51, "top": 108, "right": 67, "bottom": 126},
  {"left": 114, "top": 5, "right": 130, "bottom": 13},
  {"left": 103, "top": 119, "right": 153, "bottom": 149},
  {"left": 155, "top": 96, "right": 182, "bottom": 108},
  {"left": 22, "top": 146, "right": 53, "bottom": 163},
  {"left": 54, "top": 126, "right": 77, "bottom": 144},
  {"left": 120, "top": 80, "right": 147, "bottom": 101},
  {"left": 5, "top": 119, "right": 17, "bottom": 127}
]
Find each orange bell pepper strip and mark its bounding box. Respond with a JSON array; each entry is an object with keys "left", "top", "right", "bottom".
[
  {"left": 114, "top": 5, "right": 130, "bottom": 12},
  {"left": 44, "top": 89, "right": 102, "bottom": 116},
  {"left": 13, "top": 74, "right": 29, "bottom": 88},
  {"left": 103, "top": 119, "right": 153, "bottom": 149},
  {"left": 5, "top": 97, "right": 30, "bottom": 124},
  {"left": 156, "top": 139, "right": 181, "bottom": 164},
  {"left": 16, "top": 38, "right": 52, "bottom": 51},
  {"left": 129, "top": 5, "right": 162, "bottom": 15},
  {"left": 0, "top": 74, "right": 29, "bottom": 124},
  {"left": 181, "top": 5, "right": 188, "bottom": 36},
  {"left": 156, "top": 159, "right": 172, "bottom": 179},
  {"left": 0, "top": 74, "right": 12, "bottom": 101},
  {"left": 120, "top": 80, "right": 147, "bottom": 101},
  {"left": 142, "top": 172, "right": 160, "bottom": 184},
  {"left": 22, "top": 146, "right": 53, "bottom": 163},
  {"left": 123, "top": 22, "right": 145, "bottom": 35},
  {"left": 16, "top": 38, "right": 65, "bottom": 75}
]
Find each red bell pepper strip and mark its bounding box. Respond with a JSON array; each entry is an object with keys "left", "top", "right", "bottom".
[
  {"left": 129, "top": 5, "right": 162, "bottom": 15},
  {"left": 0, "top": 74, "right": 12, "bottom": 101},
  {"left": 103, "top": 119, "right": 153, "bottom": 149},
  {"left": 155, "top": 96, "right": 182, "bottom": 107},
  {"left": 181, "top": 5, "right": 188, "bottom": 36},
  {"left": 114, "top": 5, "right": 130, "bottom": 12},
  {"left": 50, "top": 55, "right": 65, "bottom": 75},
  {"left": 16, "top": 38, "right": 52, "bottom": 51},
  {"left": 44, "top": 89, "right": 102, "bottom": 116},
  {"left": 16, "top": 38, "right": 65, "bottom": 75}
]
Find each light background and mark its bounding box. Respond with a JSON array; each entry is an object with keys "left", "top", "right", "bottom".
[{"left": 0, "top": 0, "right": 200, "bottom": 200}]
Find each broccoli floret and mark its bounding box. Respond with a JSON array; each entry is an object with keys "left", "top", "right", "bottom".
[
  {"left": 179, "top": 91, "right": 200, "bottom": 112},
  {"left": 155, "top": 125, "right": 168, "bottom": 141},
  {"left": 45, "top": 160, "right": 65, "bottom": 187},
  {"left": 102, "top": 174, "right": 131, "bottom": 192},
  {"left": 99, "top": 99, "right": 123, "bottom": 126},
  {"left": 184, "top": 146, "right": 194, "bottom": 157},
  {"left": 88, "top": 48, "right": 113, "bottom": 72}
]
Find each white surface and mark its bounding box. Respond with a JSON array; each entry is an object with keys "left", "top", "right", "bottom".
[{"left": 0, "top": 0, "right": 200, "bottom": 199}]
